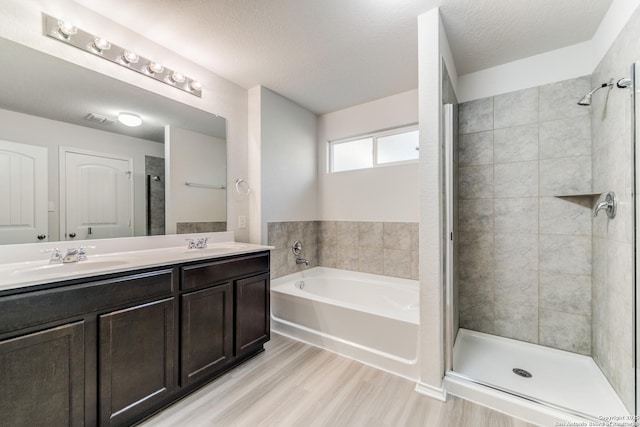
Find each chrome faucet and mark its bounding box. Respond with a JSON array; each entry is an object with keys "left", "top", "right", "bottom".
[
  {"left": 295, "top": 258, "right": 310, "bottom": 266},
  {"left": 594, "top": 192, "right": 617, "bottom": 219},
  {"left": 42, "top": 246, "right": 94, "bottom": 263},
  {"left": 185, "top": 237, "right": 208, "bottom": 249}
]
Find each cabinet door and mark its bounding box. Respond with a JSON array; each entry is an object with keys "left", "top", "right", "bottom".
[
  {"left": 99, "top": 298, "right": 175, "bottom": 427},
  {"left": 235, "top": 273, "right": 270, "bottom": 357},
  {"left": 181, "top": 283, "right": 233, "bottom": 386},
  {"left": 0, "top": 321, "right": 85, "bottom": 427}
]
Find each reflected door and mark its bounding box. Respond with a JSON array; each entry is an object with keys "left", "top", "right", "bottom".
[
  {"left": 0, "top": 140, "right": 48, "bottom": 244},
  {"left": 62, "top": 150, "right": 132, "bottom": 241}
]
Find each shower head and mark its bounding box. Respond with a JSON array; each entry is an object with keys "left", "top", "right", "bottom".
[
  {"left": 577, "top": 78, "right": 631, "bottom": 106},
  {"left": 577, "top": 81, "right": 612, "bottom": 106}
]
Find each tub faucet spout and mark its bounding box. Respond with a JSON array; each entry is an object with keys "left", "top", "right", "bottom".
[{"left": 296, "top": 258, "right": 310, "bottom": 266}]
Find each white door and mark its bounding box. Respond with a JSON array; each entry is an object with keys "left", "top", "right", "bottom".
[
  {"left": 62, "top": 149, "right": 133, "bottom": 241},
  {"left": 0, "top": 140, "right": 48, "bottom": 244}
]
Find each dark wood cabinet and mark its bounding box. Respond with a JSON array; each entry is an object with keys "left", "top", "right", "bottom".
[
  {"left": 0, "top": 250, "right": 270, "bottom": 427},
  {"left": 181, "top": 283, "right": 233, "bottom": 385},
  {"left": 235, "top": 273, "right": 270, "bottom": 357},
  {"left": 98, "top": 298, "right": 176, "bottom": 427},
  {"left": 0, "top": 321, "right": 85, "bottom": 427}
]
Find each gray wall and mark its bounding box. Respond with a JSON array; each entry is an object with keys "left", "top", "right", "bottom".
[
  {"left": 590, "top": 4, "right": 640, "bottom": 412},
  {"left": 457, "top": 76, "right": 594, "bottom": 355}
]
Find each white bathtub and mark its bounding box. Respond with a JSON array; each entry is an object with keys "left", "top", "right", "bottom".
[{"left": 270, "top": 267, "right": 419, "bottom": 379}]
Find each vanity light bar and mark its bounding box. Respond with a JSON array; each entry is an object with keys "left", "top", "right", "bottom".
[{"left": 42, "top": 13, "right": 202, "bottom": 98}]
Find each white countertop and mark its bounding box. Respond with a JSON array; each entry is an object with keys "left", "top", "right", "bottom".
[{"left": 0, "top": 232, "right": 273, "bottom": 293}]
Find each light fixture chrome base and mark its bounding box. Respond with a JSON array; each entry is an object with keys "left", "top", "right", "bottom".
[{"left": 43, "top": 13, "right": 202, "bottom": 97}]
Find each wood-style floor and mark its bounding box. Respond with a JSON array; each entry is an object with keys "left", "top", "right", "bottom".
[{"left": 140, "top": 333, "right": 536, "bottom": 427}]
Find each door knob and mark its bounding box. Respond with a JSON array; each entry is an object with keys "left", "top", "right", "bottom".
[
  {"left": 37, "top": 234, "right": 46, "bottom": 240},
  {"left": 69, "top": 232, "right": 76, "bottom": 238}
]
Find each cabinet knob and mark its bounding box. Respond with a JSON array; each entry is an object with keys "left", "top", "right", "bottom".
[
  {"left": 37, "top": 234, "right": 46, "bottom": 240},
  {"left": 69, "top": 232, "right": 76, "bottom": 238}
]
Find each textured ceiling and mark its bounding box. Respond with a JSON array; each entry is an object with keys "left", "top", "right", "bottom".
[{"left": 73, "top": 0, "right": 614, "bottom": 114}]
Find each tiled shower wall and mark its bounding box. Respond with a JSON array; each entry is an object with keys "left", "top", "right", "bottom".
[
  {"left": 590, "top": 4, "right": 640, "bottom": 411},
  {"left": 268, "top": 221, "right": 418, "bottom": 280},
  {"left": 457, "top": 76, "right": 594, "bottom": 355}
]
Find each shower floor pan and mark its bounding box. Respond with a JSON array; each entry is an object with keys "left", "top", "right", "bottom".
[{"left": 450, "top": 329, "right": 628, "bottom": 421}]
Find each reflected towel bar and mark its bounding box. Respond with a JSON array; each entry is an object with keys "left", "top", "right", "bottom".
[{"left": 184, "top": 181, "right": 226, "bottom": 190}]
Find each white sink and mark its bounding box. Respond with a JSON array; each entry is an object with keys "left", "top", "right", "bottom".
[
  {"left": 9, "top": 259, "right": 130, "bottom": 277},
  {"left": 180, "top": 243, "right": 249, "bottom": 255}
]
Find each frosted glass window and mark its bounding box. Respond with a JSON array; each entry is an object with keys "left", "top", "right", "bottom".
[
  {"left": 331, "top": 138, "right": 373, "bottom": 172},
  {"left": 377, "top": 130, "right": 419, "bottom": 164}
]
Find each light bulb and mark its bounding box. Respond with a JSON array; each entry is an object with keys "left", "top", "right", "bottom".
[
  {"left": 121, "top": 50, "right": 139, "bottom": 64},
  {"left": 147, "top": 62, "right": 164, "bottom": 74},
  {"left": 89, "top": 37, "right": 111, "bottom": 53},
  {"left": 56, "top": 20, "right": 77, "bottom": 38},
  {"left": 189, "top": 80, "right": 202, "bottom": 92},
  {"left": 168, "top": 72, "right": 186, "bottom": 84}
]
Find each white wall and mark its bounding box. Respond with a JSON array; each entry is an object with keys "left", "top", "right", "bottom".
[
  {"left": 317, "top": 89, "right": 419, "bottom": 222},
  {"left": 252, "top": 87, "right": 318, "bottom": 244},
  {"left": 416, "top": 7, "right": 458, "bottom": 398},
  {"left": 457, "top": 0, "right": 640, "bottom": 102},
  {"left": 0, "top": 0, "right": 250, "bottom": 241},
  {"left": 0, "top": 107, "right": 163, "bottom": 241},
  {"left": 165, "top": 126, "right": 226, "bottom": 234}
]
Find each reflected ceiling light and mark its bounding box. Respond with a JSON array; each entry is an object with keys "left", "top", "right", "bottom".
[
  {"left": 117, "top": 112, "right": 143, "bottom": 127},
  {"left": 42, "top": 13, "right": 202, "bottom": 97},
  {"left": 55, "top": 19, "right": 77, "bottom": 39},
  {"left": 89, "top": 37, "right": 111, "bottom": 53},
  {"left": 121, "top": 50, "right": 139, "bottom": 65}
]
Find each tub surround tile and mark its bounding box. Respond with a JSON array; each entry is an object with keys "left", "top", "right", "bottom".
[
  {"left": 539, "top": 271, "right": 591, "bottom": 315},
  {"left": 459, "top": 98, "right": 493, "bottom": 134},
  {"left": 459, "top": 131, "right": 493, "bottom": 166},
  {"left": 383, "top": 222, "right": 413, "bottom": 251},
  {"left": 358, "top": 222, "right": 383, "bottom": 248},
  {"left": 539, "top": 309, "right": 591, "bottom": 355},
  {"left": 319, "top": 221, "right": 337, "bottom": 246},
  {"left": 494, "top": 87, "right": 539, "bottom": 129},
  {"left": 539, "top": 116, "right": 591, "bottom": 159},
  {"left": 493, "top": 124, "right": 538, "bottom": 164},
  {"left": 459, "top": 165, "right": 493, "bottom": 199},
  {"left": 270, "top": 248, "right": 289, "bottom": 279},
  {"left": 493, "top": 161, "right": 538, "bottom": 198},
  {"left": 358, "top": 247, "right": 384, "bottom": 275},
  {"left": 336, "top": 221, "right": 359, "bottom": 247},
  {"left": 410, "top": 223, "right": 419, "bottom": 251},
  {"left": 494, "top": 198, "right": 538, "bottom": 234},
  {"left": 302, "top": 221, "right": 319, "bottom": 248},
  {"left": 287, "top": 221, "right": 305, "bottom": 245},
  {"left": 383, "top": 249, "right": 412, "bottom": 279},
  {"left": 318, "top": 245, "right": 337, "bottom": 269},
  {"left": 410, "top": 251, "right": 419, "bottom": 280},
  {"left": 268, "top": 222, "right": 289, "bottom": 249},
  {"left": 336, "top": 245, "right": 359, "bottom": 271}
]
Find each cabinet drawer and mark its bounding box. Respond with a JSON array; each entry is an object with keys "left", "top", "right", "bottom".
[
  {"left": 0, "top": 269, "right": 174, "bottom": 336},
  {"left": 181, "top": 252, "right": 269, "bottom": 290}
]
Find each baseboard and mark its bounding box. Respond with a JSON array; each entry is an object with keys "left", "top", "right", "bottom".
[{"left": 415, "top": 381, "right": 447, "bottom": 401}]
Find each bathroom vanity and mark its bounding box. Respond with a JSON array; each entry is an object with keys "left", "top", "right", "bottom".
[{"left": 0, "top": 240, "right": 270, "bottom": 427}]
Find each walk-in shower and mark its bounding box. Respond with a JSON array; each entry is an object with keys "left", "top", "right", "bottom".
[{"left": 443, "top": 57, "right": 639, "bottom": 423}]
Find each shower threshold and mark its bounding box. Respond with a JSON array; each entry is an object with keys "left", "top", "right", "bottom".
[{"left": 448, "top": 329, "right": 629, "bottom": 423}]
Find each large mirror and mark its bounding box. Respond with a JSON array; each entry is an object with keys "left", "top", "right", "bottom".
[{"left": 0, "top": 36, "right": 227, "bottom": 245}]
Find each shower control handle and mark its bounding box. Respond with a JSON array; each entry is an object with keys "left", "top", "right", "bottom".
[{"left": 594, "top": 192, "right": 617, "bottom": 219}]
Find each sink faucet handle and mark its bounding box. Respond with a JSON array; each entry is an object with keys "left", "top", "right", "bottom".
[
  {"left": 185, "top": 238, "right": 196, "bottom": 249},
  {"left": 41, "top": 248, "right": 63, "bottom": 263},
  {"left": 77, "top": 245, "right": 96, "bottom": 261},
  {"left": 196, "top": 237, "right": 208, "bottom": 249}
]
